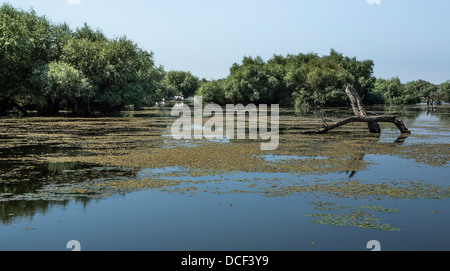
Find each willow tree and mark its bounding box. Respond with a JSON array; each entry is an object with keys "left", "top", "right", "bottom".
[
  {"left": 59, "top": 27, "right": 158, "bottom": 114},
  {"left": 163, "top": 70, "right": 200, "bottom": 99},
  {"left": 30, "top": 61, "right": 93, "bottom": 116},
  {"left": 0, "top": 4, "right": 53, "bottom": 115}
]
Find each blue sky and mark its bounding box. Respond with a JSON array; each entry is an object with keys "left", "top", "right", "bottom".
[{"left": 3, "top": 0, "right": 449, "bottom": 84}]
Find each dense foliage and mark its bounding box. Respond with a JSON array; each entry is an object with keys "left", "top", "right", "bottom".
[
  {"left": 1, "top": 4, "right": 448, "bottom": 116},
  {"left": 158, "top": 70, "right": 200, "bottom": 99},
  {"left": 199, "top": 50, "right": 449, "bottom": 107},
  {"left": 0, "top": 4, "right": 198, "bottom": 116},
  {"left": 198, "top": 50, "right": 378, "bottom": 107}
]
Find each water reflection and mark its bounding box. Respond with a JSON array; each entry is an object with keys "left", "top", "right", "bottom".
[
  {"left": 0, "top": 105, "right": 448, "bottom": 251},
  {"left": 0, "top": 158, "right": 138, "bottom": 225}
]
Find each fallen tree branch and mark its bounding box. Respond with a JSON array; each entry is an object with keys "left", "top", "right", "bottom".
[
  {"left": 298, "top": 115, "right": 411, "bottom": 134},
  {"left": 284, "top": 85, "right": 411, "bottom": 135},
  {"left": 345, "top": 85, "right": 381, "bottom": 133}
]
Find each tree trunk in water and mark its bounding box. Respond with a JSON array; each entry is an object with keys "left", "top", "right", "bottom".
[
  {"left": 344, "top": 85, "right": 381, "bottom": 133},
  {"left": 287, "top": 85, "right": 411, "bottom": 135},
  {"left": 303, "top": 115, "right": 411, "bottom": 134}
]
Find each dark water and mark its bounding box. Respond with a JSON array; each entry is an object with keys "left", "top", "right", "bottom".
[{"left": 0, "top": 105, "right": 449, "bottom": 251}]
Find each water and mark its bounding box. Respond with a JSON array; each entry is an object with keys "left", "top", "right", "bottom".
[{"left": 0, "top": 105, "right": 449, "bottom": 251}]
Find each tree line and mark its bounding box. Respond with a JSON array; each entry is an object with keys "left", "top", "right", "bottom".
[
  {"left": 198, "top": 51, "right": 449, "bottom": 107},
  {"left": 0, "top": 4, "right": 199, "bottom": 116},
  {"left": 1, "top": 4, "right": 448, "bottom": 117}
]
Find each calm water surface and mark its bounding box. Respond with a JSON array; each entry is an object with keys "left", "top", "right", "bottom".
[{"left": 0, "top": 105, "right": 448, "bottom": 251}]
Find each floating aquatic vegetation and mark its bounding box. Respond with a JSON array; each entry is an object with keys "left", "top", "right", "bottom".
[
  {"left": 0, "top": 176, "right": 184, "bottom": 202},
  {"left": 23, "top": 227, "right": 37, "bottom": 231},
  {"left": 0, "top": 106, "right": 449, "bottom": 230},
  {"left": 358, "top": 204, "right": 402, "bottom": 213},
  {"left": 310, "top": 201, "right": 350, "bottom": 211},
  {"left": 279, "top": 179, "right": 450, "bottom": 200},
  {"left": 429, "top": 210, "right": 443, "bottom": 214},
  {"left": 0, "top": 106, "right": 449, "bottom": 204},
  {"left": 94, "top": 178, "right": 182, "bottom": 193},
  {"left": 307, "top": 201, "right": 403, "bottom": 231},
  {"left": 306, "top": 212, "right": 403, "bottom": 231}
]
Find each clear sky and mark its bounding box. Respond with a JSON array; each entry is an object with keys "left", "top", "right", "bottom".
[{"left": 2, "top": 0, "right": 449, "bottom": 84}]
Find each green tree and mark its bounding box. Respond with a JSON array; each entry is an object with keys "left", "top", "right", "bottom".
[
  {"left": 1, "top": 3, "right": 161, "bottom": 116},
  {"left": 0, "top": 3, "right": 52, "bottom": 114},
  {"left": 30, "top": 61, "right": 93, "bottom": 116},
  {"left": 403, "top": 81, "right": 426, "bottom": 105},
  {"left": 197, "top": 79, "right": 226, "bottom": 104},
  {"left": 373, "top": 77, "right": 405, "bottom": 105},
  {"left": 151, "top": 66, "right": 169, "bottom": 103},
  {"left": 202, "top": 50, "right": 376, "bottom": 108},
  {"left": 408, "top": 79, "right": 436, "bottom": 105},
  {"left": 73, "top": 23, "right": 107, "bottom": 42},
  {"left": 164, "top": 70, "right": 200, "bottom": 98},
  {"left": 48, "top": 22, "right": 73, "bottom": 61},
  {"left": 60, "top": 35, "right": 158, "bottom": 114},
  {"left": 223, "top": 56, "right": 282, "bottom": 104},
  {"left": 264, "top": 55, "right": 290, "bottom": 104},
  {"left": 437, "top": 81, "right": 450, "bottom": 104},
  {"left": 287, "top": 50, "right": 352, "bottom": 107}
]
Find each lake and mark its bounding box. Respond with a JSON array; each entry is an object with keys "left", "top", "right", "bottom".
[{"left": 0, "top": 104, "right": 449, "bottom": 251}]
